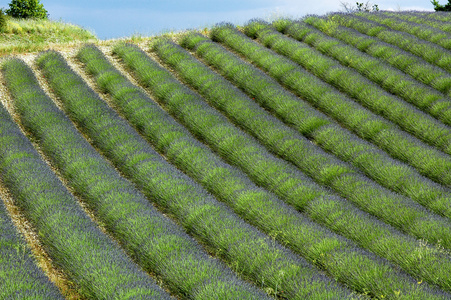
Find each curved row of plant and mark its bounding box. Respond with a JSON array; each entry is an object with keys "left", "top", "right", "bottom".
[
  {"left": 0, "top": 60, "right": 170, "bottom": 300},
  {"left": 273, "top": 19, "right": 451, "bottom": 137},
  {"left": 382, "top": 12, "right": 451, "bottom": 33},
  {"left": 420, "top": 11, "right": 451, "bottom": 22},
  {"left": 208, "top": 23, "right": 451, "bottom": 199},
  {"left": 304, "top": 16, "right": 451, "bottom": 99},
  {"left": 245, "top": 20, "right": 451, "bottom": 160},
  {"left": 179, "top": 31, "right": 451, "bottom": 244},
  {"left": 0, "top": 198, "right": 63, "bottom": 299},
  {"left": 95, "top": 41, "right": 451, "bottom": 295},
  {"left": 326, "top": 14, "right": 451, "bottom": 75},
  {"left": 358, "top": 12, "right": 451, "bottom": 51},
  {"left": 5, "top": 57, "right": 268, "bottom": 300},
  {"left": 37, "top": 50, "right": 353, "bottom": 300}
]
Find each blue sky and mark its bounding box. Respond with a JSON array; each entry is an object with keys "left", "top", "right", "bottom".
[{"left": 0, "top": 0, "right": 435, "bottom": 39}]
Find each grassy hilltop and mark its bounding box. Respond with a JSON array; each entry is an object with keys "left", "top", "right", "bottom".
[
  {"left": 3, "top": 11, "right": 451, "bottom": 300},
  {"left": 0, "top": 16, "right": 209, "bottom": 56},
  {"left": 0, "top": 17, "right": 97, "bottom": 55}
]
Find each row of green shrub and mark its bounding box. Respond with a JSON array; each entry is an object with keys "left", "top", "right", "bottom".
[
  {"left": 0, "top": 60, "right": 170, "bottom": 300},
  {"left": 79, "top": 43, "right": 364, "bottom": 299},
  {"left": 358, "top": 12, "right": 451, "bottom": 51},
  {"left": 0, "top": 198, "right": 63, "bottom": 299},
  {"left": 305, "top": 16, "right": 451, "bottom": 99},
  {"left": 109, "top": 39, "right": 451, "bottom": 295},
  {"left": 421, "top": 11, "right": 451, "bottom": 22},
  {"left": 327, "top": 14, "right": 451, "bottom": 76},
  {"left": 247, "top": 20, "right": 451, "bottom": 161},
  {"left": 38, "top": 49, "right": 350, "bottom": 299},
  {"left": 180, "top": 29, "right": 451, "bottom": 244},
  {"left": 275, "top": 19, "right": 451, "bottom": 140},
  {"left": 382, "top": 12, "right": 451, "bottom": 33},
  {"left": 8, "top": 56, "right": 266, "bottom": 300},
  {"left": 210, "top": 23, "right": 451, "bottom": 202}
]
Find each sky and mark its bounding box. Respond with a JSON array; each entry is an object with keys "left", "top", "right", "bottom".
[{"left": 0, "top": 0, "right": 435, "bottom": 39}]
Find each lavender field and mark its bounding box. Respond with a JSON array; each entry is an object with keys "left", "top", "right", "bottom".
[{"left": 2, "top": 11, "right": 451, "bottom": 299}]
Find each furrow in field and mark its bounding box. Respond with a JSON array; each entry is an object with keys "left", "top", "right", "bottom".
[
  {"left": 0, "top": 60, "right": 171, "bottom": 300},
  {"left": 274, "top": 19, "right": 451, "bottom": 139},
  {"left": 100, "top": 39, "right": 451, "bottom": 295},
  {"left": 37, "top": 49, "right": 354, "bottom": 300},
  {"left": 5, "top": 57, "right": 269, "bottom": 300},
  {"left": 0, "top": 197, "right": 63, "bottom": 299},
  {"left": 0, "top": 180, "right": 79, "bottom": 299}
]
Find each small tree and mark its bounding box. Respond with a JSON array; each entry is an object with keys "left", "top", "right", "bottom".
[
  {"left": 340, "top": 1, "right": 379, "bottom": 12},
  {"left": 431, "top": 0, "right": 451, "bottom": 11},
  {"left": 6, "top": 0, "right": 48, "bottom": 19}
]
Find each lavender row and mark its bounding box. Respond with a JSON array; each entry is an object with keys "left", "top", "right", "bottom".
[
  {"left": 304, "top": 15, "right": 451, "bottom": 99},
  {"left": 0, "top": 198, "right": 63, "bottom": 299},
  {"left": 0, "top": 59, "right": 171, "bottom": 300},
  {"left": 274, "top": 19, "right": 451, "bottom": 147},
  {"left": 185, "top": 27, "right": 451, "bottom": 235},
  {"left": 7, "top": 56, "right": 267, "bottom": 300},
  {"left": 358, "top": 12, "right": 451, "bottom": 51},
  {"left": 107, "top": 39, "right": 451, "bottom": 297},
  {"left": 212, "top": 22, "right": 451, "bottom": 198},
  {"left": 419, "top": 11, "right": 451, "bottom": 23},
  {"left": 79, "top": 42, "right": 366, "bottom": 299},
  {"left": 131, "top": 36, "right": 451, "bottom": 295},
  {"left": 245, "top": 20, "right": 451, "bottom": 182},
  {"left": 38, "top": 48, "right": 351, "bottom": 299},
  {"left": 327, "top": 13, "right": 451, "bottom": 76},
  {"left": 381, "top": 12, "right": 451, "bottom": 35}
]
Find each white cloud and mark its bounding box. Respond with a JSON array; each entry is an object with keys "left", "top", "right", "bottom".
[{"left": 385, "top": 6, "right": 434, "bottom": 11}]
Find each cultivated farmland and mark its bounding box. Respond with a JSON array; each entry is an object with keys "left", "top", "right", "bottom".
[{"left": 1, "top": 11, "right": 451, "bottom": 299}]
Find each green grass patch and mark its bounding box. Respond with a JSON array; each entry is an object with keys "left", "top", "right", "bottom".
[{"left": 0, "top": 17, "right": 96, "bottom": 56}]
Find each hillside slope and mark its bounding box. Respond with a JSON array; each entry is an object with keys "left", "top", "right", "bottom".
[{"left": 2, "top": 11, "right": 451, "bottom": 299}]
